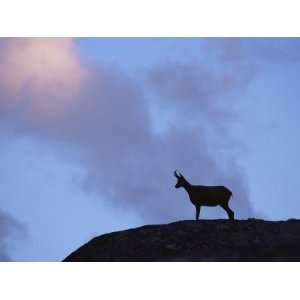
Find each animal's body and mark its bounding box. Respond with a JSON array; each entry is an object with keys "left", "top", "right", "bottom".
[{"left": 174, "top": 170, "right": 234, "bottom": 220}]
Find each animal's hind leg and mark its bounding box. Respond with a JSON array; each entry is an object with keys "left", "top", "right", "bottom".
[{"left": 221, "top": 203, "right": 235, "bottom": 220}]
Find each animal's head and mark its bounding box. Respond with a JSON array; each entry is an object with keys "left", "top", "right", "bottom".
[{"left": 174, "top": 170, "right": 186, "bottom": 188}]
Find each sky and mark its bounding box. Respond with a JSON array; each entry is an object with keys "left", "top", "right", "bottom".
[{"left": 0, "top": 38, "right": 300, "bottom": 261}]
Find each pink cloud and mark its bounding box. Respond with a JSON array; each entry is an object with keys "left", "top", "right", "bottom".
[{"left": 0, "top": 38, "right": 87, "bottom": 121}]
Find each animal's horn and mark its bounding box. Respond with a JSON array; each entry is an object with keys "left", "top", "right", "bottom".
[{"left": 174, "top": 170, "right": 179, "bottom": 178}]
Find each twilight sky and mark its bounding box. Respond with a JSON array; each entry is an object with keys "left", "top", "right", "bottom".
[{"left": 0, "top": 38, "right": 300, "bottom": 261}]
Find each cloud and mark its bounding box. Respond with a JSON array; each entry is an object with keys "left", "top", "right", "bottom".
[
  {"left": 0, "top": 38, "right": 257, "bottom": 225},
  {"left": 0, "top": 210, "right": 24, "bottom": 261},
  {"left": 204, "top": 38, "right": 300, "bottom": 65},
  {"left": 145, "top": 58, "right": 254, "bottom": 219},
  {"left": 0, "top": 38, "right": 87, "bottom": 123}
]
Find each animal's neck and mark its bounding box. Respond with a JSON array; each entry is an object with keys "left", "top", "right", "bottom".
[{"left": 183, "top": 181, "right": 192, "bottom": 193}]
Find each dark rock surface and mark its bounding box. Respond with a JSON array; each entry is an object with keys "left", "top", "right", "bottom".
[{"left": 63, "top": 219, "right": 300, "bottom": 262}]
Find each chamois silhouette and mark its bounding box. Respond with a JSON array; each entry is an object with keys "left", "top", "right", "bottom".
[{"left": 174, "top": 170, "right": 234, "bottom": 220}]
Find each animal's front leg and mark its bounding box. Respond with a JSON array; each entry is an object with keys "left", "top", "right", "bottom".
[{"left": 195, "top": 205, "right": 201, "bottom": 220}]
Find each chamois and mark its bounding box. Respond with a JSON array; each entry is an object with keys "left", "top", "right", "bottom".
[{"left": 174, "top": 170, "right": 234, "bottom": 220}]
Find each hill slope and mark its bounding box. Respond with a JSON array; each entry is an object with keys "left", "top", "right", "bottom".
[{"left": 63, "top": 219, "right": 300, "bottom": 262}]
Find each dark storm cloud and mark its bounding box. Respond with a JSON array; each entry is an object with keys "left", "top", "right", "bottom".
[{"left": 0, "top": 38, "right": 260, "bottom": 224}]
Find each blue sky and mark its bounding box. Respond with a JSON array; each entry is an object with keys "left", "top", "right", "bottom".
[{"left": 0, "top": 38, "right": 300, "bottom": 261}]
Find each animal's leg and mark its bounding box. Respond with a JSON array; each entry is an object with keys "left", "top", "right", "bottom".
[
  {"left": 228, "top": 204, "right": 235, "bottom": 220},
  {"left": 221, "top": 203, "right": 235, "bottom": 220},
  {"left": 195, "top": 205, "right": 201, "bottom": 220}
]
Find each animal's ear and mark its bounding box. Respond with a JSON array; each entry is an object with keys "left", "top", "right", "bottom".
[
  {"left": 174, "top": 170, "right": 180, "bottom": 178},
  {"left": 179, "top": 171, "right": 183, "bottom": 178}
]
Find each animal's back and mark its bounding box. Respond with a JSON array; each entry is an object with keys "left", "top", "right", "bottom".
[
  {"left": 198, "top": 185, "right": 231, "bottom": 193},
  {"left": 192, "top": 185, "right": 232, "bottom": 206}
]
